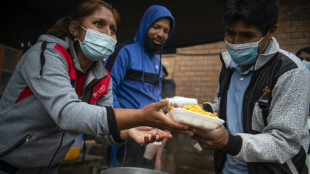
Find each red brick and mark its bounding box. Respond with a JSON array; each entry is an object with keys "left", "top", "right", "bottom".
[
  {"left": 275, "top": 33, "right": 290, "bottom": 39},
  {"left": 276, "top": 26, "right": 284, "bottom": 33},
  {"left": 195, "top": 71, "right": 207, "bottom": 76},
  {"left": 193, "top": 82, "right": 204, "bottom": 87},
  {"left": 279, "top": 21, "right": 291, "bottom": 27},
  {"left": 175, "top": 61, "right": 185, "bottom": 66},
  {"left": 297, "top": 38, "right": 310, "bottom": 44},
  {"left": 197, "top": 49, "right": 209, "bottom": 54},
  {"left": 179, "top": 66, "right": 191, "bottom": 71},
  {"left": 192, "top": 56, "right": 203, "bottom": 60},
  {"left": 298, "top": 26, "right": 310, "bottom": 32},
  {"left": 206, "top": 71, "right": 219, "bottom": 77},
  {"left": 201, "top": 76, "right": 213, "bottom": 81},
  {"left": 201, "top": 66, "right": 214, "bottom": 71},
  {"left": 305, "top": 32, "right": 310, "bottom": 37},
  {"left": 291, "top": 32, "right": 304, "bottom": 39},
  {"left": 204, "top": 44, "right": 216, "bottom": 49},
  {"left": 184, "top": 72, "right": 195, "bottom": 76},
  {"left": 208, "top": 60, "right": 221, "bottom": 66},
  {"left": 215, "top": 42, "right": 226, "bottom": 49},
  {"left": 174, "top": 71, "right": 185, "bottom": 77},
  {"left": 208, "top": 49, "right": 222, "bottom": 54},
  {"left": 195, "top": 60, "right": 208, "bottom": 66},
  {"left": 292, "top": 21, "right": 304, "bottom": 26},
  {"left": 278, "top": 39, "right": 296, "bottom": 45},
  {"left": 284, "top": 27, "right": 296, "bottom": 33},
  {"left": 190, "top": 76, "right": 201, "bottom": 81},
  {"left": 184, "top": 81, "right": 193, "bottom": 86},
  {"left": 305, "top": 20, "right": 310, "bottom": 25}
]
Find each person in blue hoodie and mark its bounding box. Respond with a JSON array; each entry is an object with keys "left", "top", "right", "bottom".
[{"left": 104, "top": 5, "right": 175, "bottom": 169}]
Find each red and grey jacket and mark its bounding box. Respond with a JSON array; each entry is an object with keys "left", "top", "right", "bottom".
[
  {"left": 0, "top": 35, "right": 121, "bottom": 171},
  {"left": 15, "top": 41, "right": 111, "bottom": 105}
]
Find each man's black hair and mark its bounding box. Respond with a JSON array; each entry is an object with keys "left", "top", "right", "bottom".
[
  {"left": 224, "top": 0, "right": 279, "bottom": 35},
  {"left": 296, "top": 47, "right": 310, "bottom": 57}
]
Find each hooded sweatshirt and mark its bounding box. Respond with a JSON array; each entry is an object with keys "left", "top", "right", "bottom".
[
  {"left": 105, "top": 5, "right": 175, "bottom": 109},
  {"left": 104, "top": 5, "right": 175, "bottom": 168},
  {"left": 0, "top": 34, "right": 120, "bottom": 173}
]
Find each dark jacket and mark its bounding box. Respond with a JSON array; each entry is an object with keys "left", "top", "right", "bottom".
[{"left": 214, "top": 38, "right": 310, "bottom": 174}]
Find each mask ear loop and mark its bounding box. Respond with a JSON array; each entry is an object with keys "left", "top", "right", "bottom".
[
  {"left": 258, "top": 36, "right": 269, "bottom": 54},
  {"left": 79, "top": 25, "right": 87, "bottom": 31},
  {"left": 258, "top": 28, "right": 272, "bottom": 54}
]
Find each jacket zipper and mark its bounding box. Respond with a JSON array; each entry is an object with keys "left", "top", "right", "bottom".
[{"left": 0, "top": 134, "right": 32, "bottom": 157}]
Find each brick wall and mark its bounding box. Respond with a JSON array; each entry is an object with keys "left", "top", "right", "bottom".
[
  {"left": 161, "top": 0, "right": 310, "bottom": 174},
  {"left": 276, "top": 0, "right": 310, "bottom": 52},
  {"left": 163, "top": 0, "right": 310, "bottom": 104}
]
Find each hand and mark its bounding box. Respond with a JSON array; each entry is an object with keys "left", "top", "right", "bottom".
[
  {"left": 127, "top": 126, "right": 172, "bottom": 146},
  {"left": 140, "top": 98, "right": 194, "bottom": 136},
  {"left": 192, "top": 125, "right": 229, "bottom": 150}
]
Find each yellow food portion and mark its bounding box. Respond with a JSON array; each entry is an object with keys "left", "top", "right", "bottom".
[
  {"left": 169, "top": 104, "right": 218, "bottom": 119},
  {"left": 168, "top": 105, "right": 175, "bottom": 112},
  {"left": 64, "top": 146, "right": 81, "bottom": 161}
]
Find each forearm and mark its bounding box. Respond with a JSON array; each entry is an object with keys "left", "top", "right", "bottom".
[{"left": 114, "top": 108, "right": 144, "bottom": 130}]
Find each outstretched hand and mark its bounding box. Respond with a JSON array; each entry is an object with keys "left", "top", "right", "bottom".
[
  {"left": 140, "top": 98, "right": 194, "bottom": 136},
  {"left": 128, "top": 126, "right": 171, "bottom": 146}
]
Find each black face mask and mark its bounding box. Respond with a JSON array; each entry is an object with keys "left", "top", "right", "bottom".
[{"left": 144, "top": 35, "right": 163, "bottom": 53}]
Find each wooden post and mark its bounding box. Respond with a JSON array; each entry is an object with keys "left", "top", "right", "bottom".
[
  {"left": 0, "top": 44, "right": 6, "bottom": 83},
  {"left": 16, "top": 50, "right": 23, "bottom": 65}
]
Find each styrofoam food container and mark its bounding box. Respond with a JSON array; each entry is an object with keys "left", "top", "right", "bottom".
[
  {"left": 167, "top": 108, "right": 225, "bottom": 130},
  {"left": 168, "top": 96, "right": 198, "bottom": 107}
]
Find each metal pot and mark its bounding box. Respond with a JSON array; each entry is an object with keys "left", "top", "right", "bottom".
[{"left": 100, "top": 167, "right": 169, "bottom": 174}]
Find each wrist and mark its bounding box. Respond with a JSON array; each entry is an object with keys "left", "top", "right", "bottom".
[
  {"left": 136, "top": 108, "right": 147, "bottom": 125},
  {"left": 223, "top": 134, "right": 242, "bottom": 155},
  {"left": 120, "top": 130, "right": 130, "bottom": 141}
]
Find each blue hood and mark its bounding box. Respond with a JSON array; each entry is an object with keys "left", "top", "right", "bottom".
[{"left": 134, "top": 5, "right": 175, "bottom": 47}]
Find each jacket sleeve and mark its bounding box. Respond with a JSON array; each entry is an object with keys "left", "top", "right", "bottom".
[
  {"left": 21, "top": 44, "right": 117, "bottom": 138},
  {"left": 231, "top": 66, "right": 310, "bottom": 163},
  {"left": 105, "top": 48, "right": 130, "bottom": 108}
]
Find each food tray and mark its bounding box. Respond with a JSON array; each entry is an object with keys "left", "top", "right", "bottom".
[{"left": 167, "top": 108, "right": 225, "bottom": 130}]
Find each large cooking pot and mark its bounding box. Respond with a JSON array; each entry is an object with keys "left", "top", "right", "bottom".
[{"left": 100, "top": 167, "right": 169, "bottom": 174}]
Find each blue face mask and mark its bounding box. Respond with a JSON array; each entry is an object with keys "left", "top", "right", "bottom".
[
  {"left": 78, "top": 25, "right": 117, "bottom": 61},
  {"left": 225, "top": 37, "right": 264, "bottom": 66},
  {"left": 303, "top": 60, "right": 310, "bottom": 71}
]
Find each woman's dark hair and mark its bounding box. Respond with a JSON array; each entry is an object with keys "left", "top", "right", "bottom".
[
  {"left": 296, "top": 47, "right": 310, "bottom": 57},
  {"left": 47, "top": 0, "right": 120, "bottom": 40},
  {"left": 223, "top": 0, "right": 279, "bottom": 35}
]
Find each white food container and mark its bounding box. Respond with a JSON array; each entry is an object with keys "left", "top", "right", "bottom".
[{"left": 167, "top": 108, "right": 225, "bottom": 130}]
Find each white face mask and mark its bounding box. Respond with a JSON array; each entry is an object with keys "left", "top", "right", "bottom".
[{"left": 78, "top": 25, "right": 117, "bottom": 61}]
